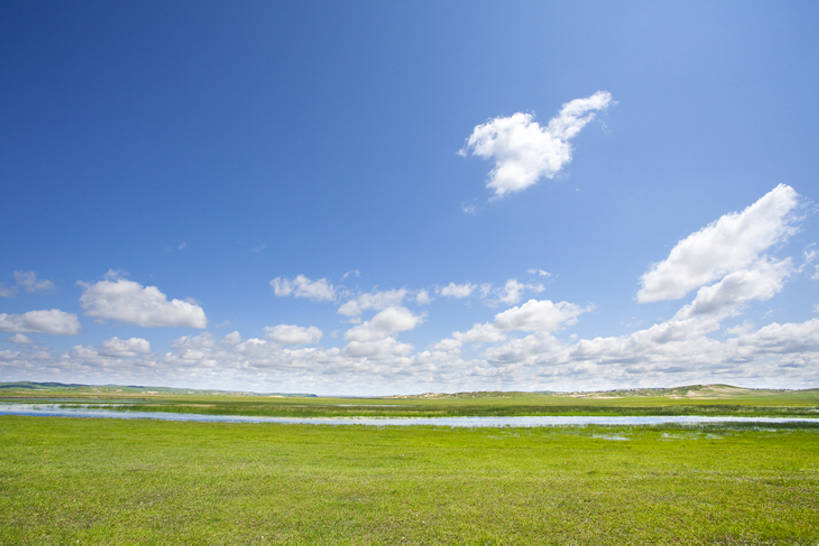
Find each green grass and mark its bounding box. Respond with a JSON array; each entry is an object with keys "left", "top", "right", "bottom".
[{"left": 1, "top": 416, "right": 816, "bottom": 543}]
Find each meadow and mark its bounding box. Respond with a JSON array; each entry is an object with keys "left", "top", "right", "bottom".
[
  {"left": 0, "top": 416, "right": 816, "bottom": 543},
  {"left": 1, "top": 384, "right": 816, "bottom": 543}
]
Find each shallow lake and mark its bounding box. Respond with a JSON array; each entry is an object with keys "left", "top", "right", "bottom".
[{"left": 1, "top": 404, "right": 816, "bottom": 427}]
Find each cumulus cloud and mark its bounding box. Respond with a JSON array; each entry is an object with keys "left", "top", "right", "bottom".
[
  {"left": 99, "top": 337, "right": 151, "bottom": 357},
  {"left": 345, "top": 306, "right": 423, "bottom": 342},
  {"left": 8, "top": 334, "right": 32, "bottom": 344},
  {"left": 675, "top": 258, "right": 792, "bottom": 320},
  {"left": 736, "top": 318, "right": 819, "bottom": 354},
  {"left": 498, "top": 278, "right": 545, "bottom": 305},
  {"left": 343, "top": 337, "right": 413, "bottom": 359},
  {"left": 222, "top": 331, "right": 242, "bottom": 345},
  {"left": 270, "top": 275, "right": 336, "bottom": 302},
  {"left": 439, "top": 282, "right": 476, "bottom": 298},
  {"left": 264, "top": 324, "right": 323, "bottom": 345},
  {"left": 338, "top": 288, "right": 407, "bottom": 316},
  {"left": 13, "top": 271, "right": 55, "bottom": 293},
  {"left": 454, "top": 322, "right": 507, "bottom": 346},
  {"left": 461, "top": 91, "right": 612, "bottom": 197},
  {"left": 3, "top": 311, "right": 817, "bottom": 395},
  {"left": 638, "top": 184, "right": 800, "bottom": 302},
  {"left": 79, "top": 277, "right": 207, "bottom": 328},
  {"left": 494, "top": 299, "right": 584, "bottom": 332},
  {"left": 0, "top": 309, "right": 80, "bottom": 335}
]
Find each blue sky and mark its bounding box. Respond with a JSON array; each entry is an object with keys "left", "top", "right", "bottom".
[{"left": 1, "top": 1, "right": 817, "bottom": 394}]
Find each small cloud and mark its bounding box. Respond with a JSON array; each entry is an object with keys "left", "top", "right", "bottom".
[
  {"left": 344, "top": 306, "right": 423, "bottom": 342},
  {"left": 78, "top": 277, "right": 207, "bottom": 328},
  {"left": 104, "top": 269, "right": 127, "bottom": 280},
  {"left": 338, "top": 288, "right": 407, "bottom": 316},
  {"left": 270, "top": 275, "right": 336, "bottom": 302},
  {"left": 497, "top": 279, "right": 545, "bottom": 305},
  {"left": 98, "top": 336, "right": 151, "bottom": 357},
  {"left": 416, "top": 289, "right": 433, "bottom": 305},
  {"left": 439, "top": 282, "right": 476, "bottom": 299},
  {"left": 222, "top": 331, "right": 241, "bottom": 345},
  {"left": 527, "top": 268, "right": 551, "bottom": 278},
  {"left": 251, "top": 243, "right": 266, "bottom": 254},
  {"left": 494, "top": 298, "right": 584, "bottom": 333},
  {"left": 8, "top": 333, "right": 32, "bottom": 344},
  {"left": 0, "top": 309, "right": 81, "bottom": 335},
  {"left": 13, "top": 271, "right": 55, "bottom": 293},
  {"left": 265, "top": 324, "right": 323, "bottom": 345},
  {"left": 461, "top": 91, "right": 612, "bottom": 197},
  {"left": 461, "top": 203, "right": 477, "bottom": 215},
  {"left": 342, "top": 269, "right": 361, "bottom": 280},
  {"left": 176, "top": 241, "right": 187, "bottom": 252}
]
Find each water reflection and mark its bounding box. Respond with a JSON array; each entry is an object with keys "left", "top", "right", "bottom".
[{"left": 0, "top": 404, "right": 816, "bottom": 427}]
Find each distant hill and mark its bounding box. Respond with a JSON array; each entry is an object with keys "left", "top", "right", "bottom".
[
  {"left": 0, "top": 381, "right": 815, "bottom": 400},
  {"left": 390, "top": 384, "right": 818, "bottom": 400},
  {"left": 0, "top": 381, "right": 316, "bottom": 397}
]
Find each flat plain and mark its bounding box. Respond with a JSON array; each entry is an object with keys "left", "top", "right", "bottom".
[{"left": 0, "top": 384, "right": 816, "bottom": 543}]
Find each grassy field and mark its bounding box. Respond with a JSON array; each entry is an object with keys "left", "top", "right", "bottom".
[
  {"left": 2, "top": 382, "right": 818, "bottom": 417},
  {"left": 0, "top": 416, "right": 816, "bottom": 543}
]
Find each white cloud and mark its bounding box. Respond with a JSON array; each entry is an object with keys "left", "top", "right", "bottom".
[
  {"left": 270, "top": 275, "right": 336, "bottom": 302},
  {"left": 338, "top": 288, "right": 407, "bottom": 316},
  {"left": 439, "top": 282, "right": 476, "bottom": 298},
  {"left": 803, "top": 246, "right": 819, "bottom": 281},
  {"left": 484, "top": 332, "right": 565, "bottom": 365},
  {"left": 8, "top": 334, "right": 32, "bottom": 344},
  {"left": 638, "top": 184, "right": 800, "bottom": 302},
  {"left": 430, "top": 322, "right": 507, "bottom": 355},
  {"left": 345, "top": 306, "right": 423, "bottom": 342},
  {"left": 734, "top": 318, "right": 819, "bottom": 355},
  {"left": 675, "top": 258, "right": 792, "bottom": 320},
  {"left": 415, "top": 289, "right": 432, "bottom": 305},
  {"left": 0, "top": 309, "right": 80, "bottom": 335},
  {"left": 13, "top": 271, "right": 55, "bottom": 293},
  {"left": 461, "top": 91, "right": 612, "bottom": 197},
  {"left": 343, "top": 337, "right": 413, "bottom": 359},
  {"left": 79, "top": 277, "right": 207, "bottom": 328},
  {"left": 494, "top": 298, "right": 584, "bottom": 333},
  {"left": 99, "top": 337, "right": 151, "bottom": 357},
  {"left": 528, "top": 268, "right": 551, "bottom": 278},
  {"left": 498, "top": 278, "right": 545, "bottom": 305},
  {"left": 454, "top": 322, "right": 507, "bottom": 346},
  {"left": 0, "top": 271, "right": 56, "bottom": 296},
  {"left": 264, "top": 324, "right": 323, "bottom": 345},
  {"left": 222, "top": 331, "right": 242, "bottom": 345}
]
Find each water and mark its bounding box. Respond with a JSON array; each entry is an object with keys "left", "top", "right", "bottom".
[{"left": 0, "top": 404, "right": 816, "bottom": 427}]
